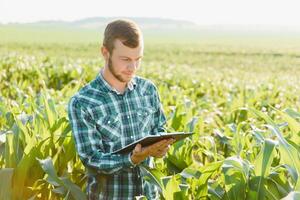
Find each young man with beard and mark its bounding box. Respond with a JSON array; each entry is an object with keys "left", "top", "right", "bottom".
[{"left": 68, "top": 19, "right": 174, "bottom": 199}]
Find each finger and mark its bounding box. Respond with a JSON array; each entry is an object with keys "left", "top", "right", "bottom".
[
  {"left": 145, "top": 139, "right": 173, "bottom": 155},
  {"left": 150, "top": 143, "right": 169, "bottom": 153},
  {"left": 141, "top": 144, "right": 154, "bottom": 156},
  {"left": 159, "top": 138, "right": 174, "bottom": 147},
  {"left": 146, "top": 140, "right": 165, "bottom": 151},
  {"left": 153, "top": 144, "right": 169, "bottom": 154},
  {"left": 147, "top": 147, "right": 162, "bottom": 157},
  {"left": 156, "top": 150, "right": 168, "bottom": 158},
  {"left": 158, "top": 139, "right": 173, "bottom": 147},
  {"left": 156, "top": 144, "right": 171, "bottom": 153},
  {"left": 167, "top": 138, "right": 175, "bottom": 144},
  {"left": 160, "top": 146, "right": 169, "bottom": 152},
  {"left": 154, "top": 139, "right": 168, "bottom": 146},
  {"left": 159, "top": 140, "right": 173, "bottom": 149}
]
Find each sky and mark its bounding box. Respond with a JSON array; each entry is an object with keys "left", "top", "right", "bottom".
[{"left": 1, "top": 0, "right": 300, "bottom": 27}]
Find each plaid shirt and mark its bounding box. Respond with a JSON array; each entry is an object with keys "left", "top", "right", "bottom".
[{"left": 68, "top": 69, "right": 167, "bottom": 200}]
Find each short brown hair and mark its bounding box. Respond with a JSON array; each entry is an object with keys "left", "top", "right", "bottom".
[{"left": 103, "top": 19, "right": 143, "bottom": 54}]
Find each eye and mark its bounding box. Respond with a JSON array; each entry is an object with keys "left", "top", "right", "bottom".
[{"left": 121, "top": 58, "right": 130, "bottom": 61}]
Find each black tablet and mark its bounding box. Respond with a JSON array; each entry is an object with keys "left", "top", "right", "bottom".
[{"left": 112, "top": 132, "right": 194, "bottom": 154}]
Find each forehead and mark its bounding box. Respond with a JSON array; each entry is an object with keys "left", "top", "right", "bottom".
[{"left": 112, "top": 39, "right": 143, "bottom": 57}]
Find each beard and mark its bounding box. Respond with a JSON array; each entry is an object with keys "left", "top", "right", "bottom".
[{"left": 108, "top": 56, "right": 130, "bottom": 83}]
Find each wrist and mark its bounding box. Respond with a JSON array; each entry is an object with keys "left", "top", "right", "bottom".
[{"left": 130, "top": 152, "right": 139, "bottom": 165}]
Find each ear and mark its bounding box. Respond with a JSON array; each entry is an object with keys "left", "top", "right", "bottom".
[{"left": 101, "top": 46, "right": 110, "bottom": 61}]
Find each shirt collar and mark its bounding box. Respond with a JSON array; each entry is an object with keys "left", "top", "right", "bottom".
[{"left": 96, "top": 68, "right": 137, "bottom": 94}]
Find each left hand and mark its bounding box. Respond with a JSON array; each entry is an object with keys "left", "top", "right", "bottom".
[{"left": 151, "top": 139, "right": 175, "bottom": 158}]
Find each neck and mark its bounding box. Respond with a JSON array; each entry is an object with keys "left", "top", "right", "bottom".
[{"left": 101, "top": 67, "right": 127, "bottom": 94}]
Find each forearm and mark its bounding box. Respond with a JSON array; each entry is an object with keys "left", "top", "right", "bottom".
[{"left": 78, "top": 149, "right": 135, "bottom": 174}]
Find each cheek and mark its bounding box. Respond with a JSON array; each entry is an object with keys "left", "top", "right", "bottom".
[{"left": 111, "top": 59, "right": 126, "bottom": 70}]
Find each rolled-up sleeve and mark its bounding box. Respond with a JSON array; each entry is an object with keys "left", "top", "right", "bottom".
[{"left": 68, "top": 97, "right": 135, "bottom": 174}]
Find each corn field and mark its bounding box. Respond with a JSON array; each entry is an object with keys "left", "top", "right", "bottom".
[{"left": 1, "top": 33, "right": 300, "bottom": 200}]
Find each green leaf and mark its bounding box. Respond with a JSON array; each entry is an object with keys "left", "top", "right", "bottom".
[
  {"left": 186, "top": 117, "right": 198, "bottom": 132},
  {"left": 140, "top": 164, "right": 165, "bottom": 193},
  {"left": 249, "top": 108, "right": 300, "bottom": 190},
  {"left": 182, "top": 161, "right": 222, "bottom": 199},
  {"left": 4, "top": 132, "right": 17, "bottom": 168},
  {"left": 60, "top": 177, "right": 87, "bottom": 200},
  {"left": 181, "top": 167, "right": 201, "bottom": 179},
  {"left": 12, "top": 144, "right": 43, "bottom": 199},
  {"left": 277, "top": 108, "right": 300, "bottom": 143},
  {"left": 253, "top": 139, "right": 277, "bottom": 199},
  {"left": 208, "top": 183, "right": 225, "bottom": 200},
  {"left": 284, "top": 109, "right": 300, "bottom": 119},
  {"left": 222, "top": 157, "right": 249, "bottom": 200},
  {"left": 37, "top": 157, "right": 86, "bottom": 200},
  {"left": 281, "top": 191, "right": 300, "bottom": 200},
  {"left": 0, "top": 168, "right": 13, "bottom": 200},
  {"left": 163, "top": 176, "right": 181, "bottom": 200},
  {"left": 42, "top": 93, "right": 57, "bottom": 127}
]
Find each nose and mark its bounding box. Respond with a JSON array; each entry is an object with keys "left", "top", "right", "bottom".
[{"left": 127, "top": 61, "right": 137, "bottom": 70}]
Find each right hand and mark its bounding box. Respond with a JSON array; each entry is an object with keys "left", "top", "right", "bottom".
[{"left": 130, "top": 138, "right": 175, "bottom": 165}]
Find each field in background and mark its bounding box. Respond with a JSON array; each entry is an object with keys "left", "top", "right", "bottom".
[{"left": 1, "top": 23, "right": 300, "bottom": 199}]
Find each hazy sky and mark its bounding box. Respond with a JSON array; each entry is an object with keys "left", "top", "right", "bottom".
[{"left": 1, "top": 0, "right": 300, "bottom": 26}]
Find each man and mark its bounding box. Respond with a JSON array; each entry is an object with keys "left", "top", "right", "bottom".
[{"left": 68, "top": 19, "right": 174, "bottom": 200}]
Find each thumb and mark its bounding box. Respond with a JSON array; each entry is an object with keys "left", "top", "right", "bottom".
[{"left": 134, "top": 143, "right": 142, "bottom": 153}]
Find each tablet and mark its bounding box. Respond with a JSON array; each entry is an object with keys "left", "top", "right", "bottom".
[{"left": 112, "top": 132, "right": 194, "bottom": 154}]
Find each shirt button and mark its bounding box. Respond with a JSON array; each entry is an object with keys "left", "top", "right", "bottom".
[
  {"left": 108, "top": 121, "right": 111, "bottom": 124},
  {"left": 127, "top": 116, "right": 130, "bottom": 119}
]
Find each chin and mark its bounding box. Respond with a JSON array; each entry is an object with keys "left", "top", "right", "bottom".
[
  {"left": 119, "top": 76, "right": 131, "bottom": 83},
  {"left": 123, "top": 74, "right": 134, "bottom": 81}
]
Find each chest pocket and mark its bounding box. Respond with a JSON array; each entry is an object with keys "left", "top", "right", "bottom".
[
  {"left": 136, "top": 106, "right": 156, "bottom": 133},
  {"left": 95, "top": 113, "right": 121, "bottom": 142}
]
